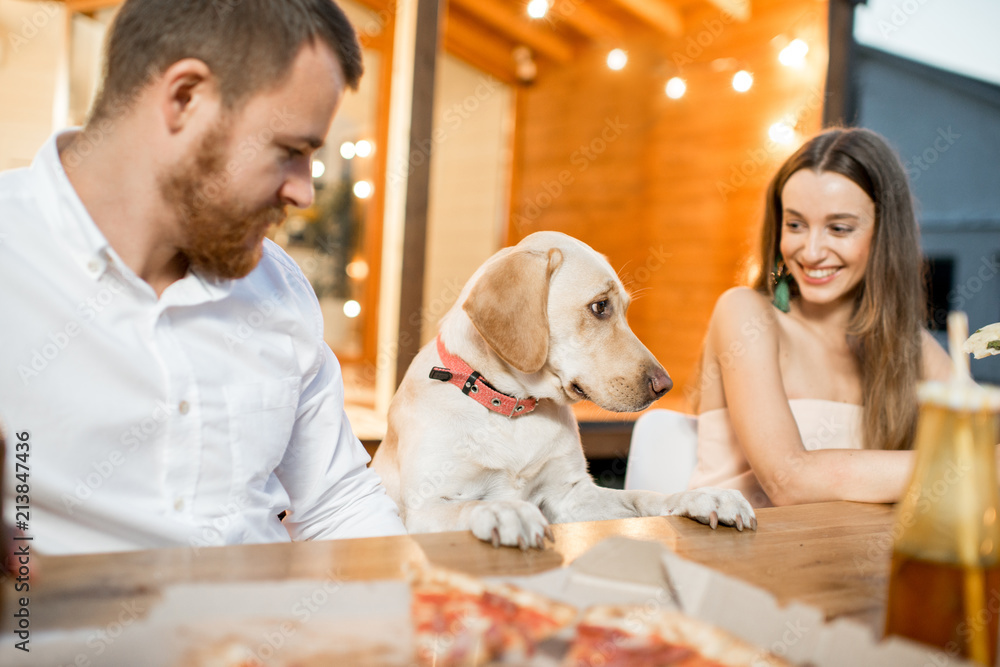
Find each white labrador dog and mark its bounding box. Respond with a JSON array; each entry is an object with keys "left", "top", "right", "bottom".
[{"left": 372, "top": 232, "right": 755, "bottom": 548}]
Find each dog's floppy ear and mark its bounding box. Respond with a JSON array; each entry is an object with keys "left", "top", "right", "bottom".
[{"left": 463, "top": 248, "right": 562, "bottom": 374}]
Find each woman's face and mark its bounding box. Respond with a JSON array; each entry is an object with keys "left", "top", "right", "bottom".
[{"left": 778, "top": 169, "right": 876, "bottom": 309}]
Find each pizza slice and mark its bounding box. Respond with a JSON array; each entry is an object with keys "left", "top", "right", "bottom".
[
  {"left": 964, "top": 322, "right": 1000, "bottom": 359},
  {"left": 563, "top": 605, "right": 793, "bottom": 667},
  {"left": 410, "top": 563, "right": 577, "bottom": 666}
]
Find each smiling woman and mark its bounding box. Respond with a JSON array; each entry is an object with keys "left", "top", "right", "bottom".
[
  {"left": 685, "top": 127, "right": 954, "bottom": 508},
  {"left": 778, "top": 169, "right": 876, "bottom": 309}
]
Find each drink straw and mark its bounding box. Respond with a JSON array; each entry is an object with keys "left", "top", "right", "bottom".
[
  {"left": 947, "top": 311, "right": 972, "bottom": 382},
  {"left": 948, "top": 312, "right": 990, "bottom": 663}
]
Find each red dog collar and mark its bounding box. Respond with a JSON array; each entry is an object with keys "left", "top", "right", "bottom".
[{"left": 429, "top": 335, "right": 537, "bottom": 418}]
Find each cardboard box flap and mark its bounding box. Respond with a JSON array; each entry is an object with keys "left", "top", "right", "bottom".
[
  {"left": 813, "top": 616, "right": 978, "bottom": 667},
  {"left": 558, "top": 536, "right": 980, "bottom": 667},
  {"left": 662, "top": 547, "right": 825, "bottom": 663}
]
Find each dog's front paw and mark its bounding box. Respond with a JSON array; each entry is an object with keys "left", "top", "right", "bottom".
[
  {"left": 666, "top": 488, "right": 757, "bottom": 531},
  {"left": 468, "top": 500, "right": 553, "bottom": 550}
]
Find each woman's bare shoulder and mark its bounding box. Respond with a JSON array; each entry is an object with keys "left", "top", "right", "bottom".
[{"left": 708, "top": 287, "right": 781, "bottom": 340}]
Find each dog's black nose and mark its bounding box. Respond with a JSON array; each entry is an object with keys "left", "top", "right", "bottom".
[{"left": 648, "top": 367, "right": 673, "bottom": 398}]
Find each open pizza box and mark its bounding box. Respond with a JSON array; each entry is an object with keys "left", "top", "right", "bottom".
[{"left": 5, "top": 536, "right": 975, "bottom": 666}]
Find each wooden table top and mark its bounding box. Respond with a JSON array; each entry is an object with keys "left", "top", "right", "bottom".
[{"left": 1, "top": 500, "right": 896, "bottom": 637}]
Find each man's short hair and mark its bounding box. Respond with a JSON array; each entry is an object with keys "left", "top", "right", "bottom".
[{"left": 90, "top": 0, "right": 362, "bottom": 123}]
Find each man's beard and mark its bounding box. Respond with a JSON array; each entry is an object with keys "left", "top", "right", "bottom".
[{"left": 161, "top": 123, "right": 286, "bottom": 280}]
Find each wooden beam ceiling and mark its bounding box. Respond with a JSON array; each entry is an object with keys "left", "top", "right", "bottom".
[
  {"left": 705, "top": 0, "right": 752, "bottom": 21},
  {"left": 604, "top": 0, "right": 684, "bottom": 38},
  {"left": 449, "top": 0, "right": 574, "bottom": 64},
  {"left": 54, "top": 0, "right": 754, "bottom": 84},
  {"left": 545, "top": 3, "right": 626, "bottom": 42},
  {"left": 442, "top": 9, "right": 520, "bottom": 83}
]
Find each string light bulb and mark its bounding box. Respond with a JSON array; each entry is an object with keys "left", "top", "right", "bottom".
[
  {"left": 353, "top": 181, "right": 373, "bottom": 199},
  {"left": 355, "top": 140, "right": 373, "bottom": 157},
  {"left": 779, "top": 39, "right": 809, "bottom": 67},
  {"left": 527, "top": 0, "right": 548, "bottom": 19},
  {"left": 606, "top": 49, "right": 627, "bottom": 70},
  {"left": 340, "top": 141, "right": 356, "bottom": 159},
  {"left": 346, "top": 259, "right": 369, "bottom": 280},
  {"left": 343, "top": 300, "right": 361, "bottom": 318},
  {"left": 732, "top": 70, "right": 753, "bottom": 92},
  {"left": 665, "top": 77, "right": 687, "bottom": 99},
  {"left": 311, "top": 160, "right": 326, "bottom": 179},
  {"left": 768, "top": 121, "right": 796, "bottom": 145}
]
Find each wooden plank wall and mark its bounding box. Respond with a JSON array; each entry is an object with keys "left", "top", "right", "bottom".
[{"left": 507, "top": 0, "right": 829, "bottom": 416}]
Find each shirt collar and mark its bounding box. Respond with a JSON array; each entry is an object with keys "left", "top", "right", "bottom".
[
  {"left": 31, "top": 130, "right": 235, "bottom": 303},
  {"left": 31, "top": 129, "right": 113, "bottom": 282}
]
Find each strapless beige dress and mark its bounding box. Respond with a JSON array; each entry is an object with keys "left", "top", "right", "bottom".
[{"left": 687, "top": 399, "right": 864, "bottom": 508}]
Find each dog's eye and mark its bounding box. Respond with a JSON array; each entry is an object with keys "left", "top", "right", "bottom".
[{"left": 590, "top": 300, "right": 609, "bottom": 318}]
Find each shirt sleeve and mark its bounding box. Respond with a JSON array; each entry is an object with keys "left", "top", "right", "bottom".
[{"left": 276, "top": 343, "right": 406, "bottom": 540}]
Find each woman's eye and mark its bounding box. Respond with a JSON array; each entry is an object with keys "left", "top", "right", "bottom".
[{"left": 590, "top": 300, "right": 609, "bottom": 317}]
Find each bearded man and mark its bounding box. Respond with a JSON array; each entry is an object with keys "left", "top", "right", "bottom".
[{"left": 0, "top": 0, "right": 405, "bottom": 555}]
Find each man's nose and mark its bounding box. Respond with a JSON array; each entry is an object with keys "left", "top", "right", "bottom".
[{"left": 280, "top": 160, "right": 315, "bottom": 209}]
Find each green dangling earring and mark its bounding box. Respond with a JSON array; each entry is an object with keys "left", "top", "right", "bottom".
[{"left": 771, "top": 257, "right": 791, "bottom": 313}]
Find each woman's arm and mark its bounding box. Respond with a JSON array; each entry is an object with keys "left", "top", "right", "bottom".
[
  {"left": 921, "top": 329, "right": 953, "bottom": 382},
  {"left": 708, "top": 288, "right": 914, "bottom": 505}
]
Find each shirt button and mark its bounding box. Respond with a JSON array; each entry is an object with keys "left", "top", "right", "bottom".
[
  {"left": 87, "top": 259, "right": 101, "bottom": 273},
  {"left": 178, "top": 401, "right": 190, "bottom": 415},
  {"left": 174, "top": 498, "right": 184, "bottom": 511}
]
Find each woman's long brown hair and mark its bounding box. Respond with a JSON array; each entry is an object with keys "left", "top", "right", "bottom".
[{"left": 754, "top": 128, "right": 925, "bottom": 451}]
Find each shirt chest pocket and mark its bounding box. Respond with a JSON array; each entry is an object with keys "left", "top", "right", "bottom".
[{"left": 224, "top": 377, "right": 300, "bottom": 485}]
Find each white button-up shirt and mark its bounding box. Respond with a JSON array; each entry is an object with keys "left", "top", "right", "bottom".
[{"left": 0, "top": 132, "right": 405, "bottom": 554}]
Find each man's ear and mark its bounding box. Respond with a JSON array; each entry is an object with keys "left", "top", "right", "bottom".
[
  {"left": 463, "top": 248, "right": 563, "bottom": 374},
  {"left": 156, "top": 58, "right": 219, "bottom": 133}
]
